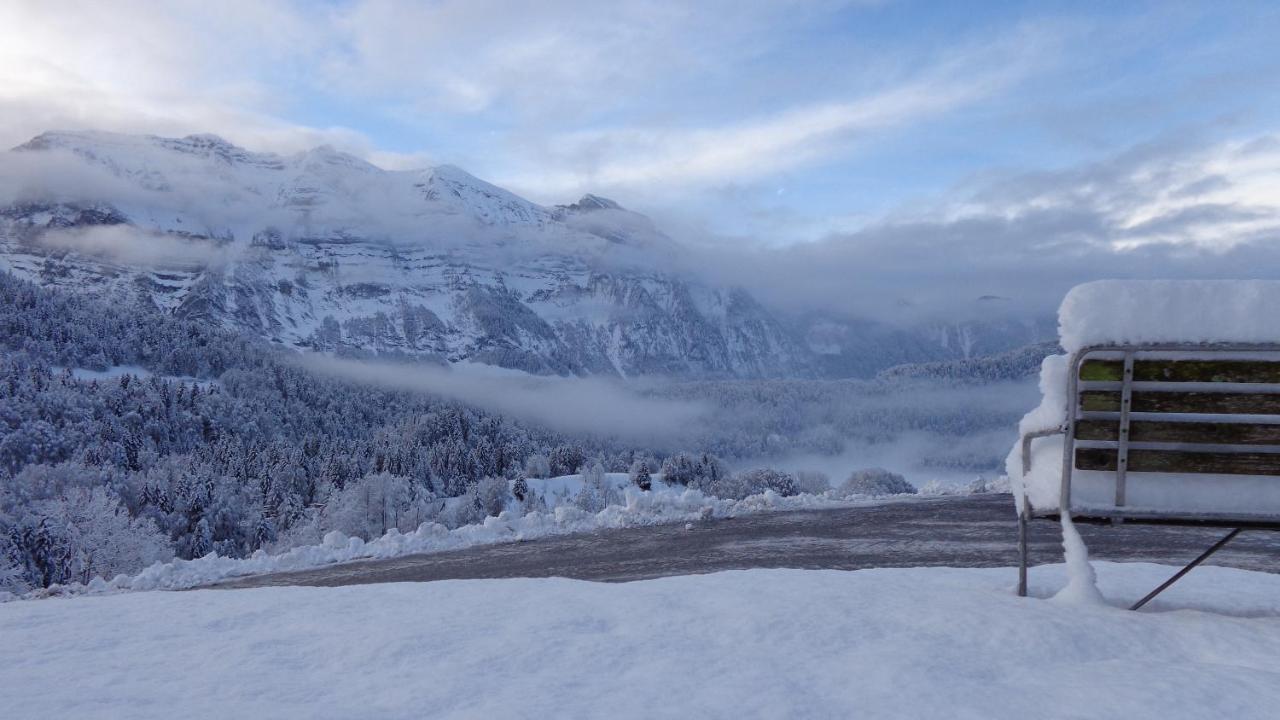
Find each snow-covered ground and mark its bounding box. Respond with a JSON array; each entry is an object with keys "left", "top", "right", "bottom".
[{"left": 3, "top": 562, "right": 1278, "bottom": 719}]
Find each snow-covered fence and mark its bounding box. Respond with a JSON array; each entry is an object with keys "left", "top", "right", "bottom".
[{"left": 1009, "top": 280, "right": 1280, "bottom": 603}]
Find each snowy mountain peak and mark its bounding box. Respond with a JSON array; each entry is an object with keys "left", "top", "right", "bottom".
[
  {"left": 415, "top": 164, "right": 553, "bottom": 227},
  {"left": 17, "top": 130, "right": 266, "bottom": 165},
  {"left": 294, "top": 144, "right": 378, "bottom": 172},
  {"left": 172, "top": 133, "right": 244, "bottom": 157},
  {"left": 12, "top": 129, "right": 134, "bottom": 153},
  {"left": 570, "top": 194, "right": 623, "bottom": 212}
]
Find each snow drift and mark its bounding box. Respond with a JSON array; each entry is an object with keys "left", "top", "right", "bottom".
[
  {"left": 1059, "top": 279, "right": 1280, "bottom": 352},
  {"left": 4, "top": 563, "right": 1279, "bottom": 719}
]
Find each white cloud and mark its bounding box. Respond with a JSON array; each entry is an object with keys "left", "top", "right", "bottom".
[
  {"left": 952, "top": 133, "right": 1280, "bottom": 249},
  {"left": 35, "top": 225, "right": 230, "bottom": 268},
  {"left": 0, "top": 0, "right": 1029, "bottom": 200},
  {"left": 500, "top": 57, "right": 1025, "bottom": 199},
  {"left": 683, "top": 132, "right": 1280, "bottom": 321},
  {"left": 299, "top": 355, "right": 710, "bottom": 440},
  {"left": 0, "top": 1, "right": 401, "bottom": 161},
  {"left": 321, "top": 1, "right": 851, "bottom": 116}
]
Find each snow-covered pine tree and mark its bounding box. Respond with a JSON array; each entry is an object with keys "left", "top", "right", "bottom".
[{"left": 630, "top": 459, "right": 652, "bottom": 491}]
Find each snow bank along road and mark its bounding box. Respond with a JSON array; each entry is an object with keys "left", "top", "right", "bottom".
[
  {"left": 217, "top": 494, "right": 1280, "bottom": 589},
  {"left": 5, "top": 563, "right": 1280, "bottom": 719}
]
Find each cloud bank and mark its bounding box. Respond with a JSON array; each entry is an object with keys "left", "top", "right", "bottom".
[
  {"left": 34, "top": 226, "right": 229, "bottom": 267},
  {"left": 299, "top": 355, "right": 709, "bottom": 440},
  {"left": 684, "top": 131, "right": 1280, "bottom": 321}
]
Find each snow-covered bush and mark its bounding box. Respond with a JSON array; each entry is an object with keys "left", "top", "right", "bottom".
[
  {"left": 476, "top": 476, "right": 509, "bottom": 518},
  {"left": 794, "top": 470, "right": 831, "bottom": 495},
  {"left": 661, "top": 453, "right": 699, "bottom": 486},
  {"left": 519, "top": 488, "right": 548, "bottom": 515},
  {"left": 548, "top": 445, "right": 586, "bottom": 477},
  {"left": 0, "top": 421, "right": 68, "bottom": 475},
  {"left": 321, "top": 472, "right": 438, "bottom": 541},
  {"left": 705, "top": 468, "right": 800, "bottom": 500},
  {"left": 629, "top": 458, "right": 653, "bottom": 491},
  {"left": 0, "top": 549, "right": 25, "bottom": 594},
  {"left": 0, "top": 466, "right": 172, "bottom": 590},
  {"left": 440, "top": 487, "right": 485, "bottom": 529},
  {"left": 580, "top": 460, "right": 606, "bottom": 487},
  {"left": 574, "top": 460, "right": 619, "bottom": 512},
  {"left": 49, "top": 487, "right": 173, "bottom": 584},
  {"left": 966, "top": 475, "right": 1002, "bottom": 494},
  {"left": 523, "top": 454, "right": 551, "bottom": 479},
  {"left": 840, "top": 468, "right": 916, "bottom": 497},
  {"left": 687, "top": 454, "right": 730, "bottom": 495},
  {"left": 750, "top": 469, "right": 799, "bottom": 497}
]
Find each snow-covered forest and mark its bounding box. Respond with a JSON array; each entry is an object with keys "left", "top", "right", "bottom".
[
  {"left": 0, "top": 272, "right": 616, "bottom": 590},
  {"left": 0, "top": 270, "right": 1040, "bottom": 592}
]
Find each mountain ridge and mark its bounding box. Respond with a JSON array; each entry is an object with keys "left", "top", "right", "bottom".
[{"left": 0, "top": 130, "right": 1052, "bottom": 378}]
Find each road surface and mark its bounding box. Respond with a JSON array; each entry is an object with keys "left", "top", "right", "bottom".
[{"left": 214, "top": 494, "right": 1280, "bottom": 589}]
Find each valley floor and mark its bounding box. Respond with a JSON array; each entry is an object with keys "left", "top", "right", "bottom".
[{"left": 3, "top": 562, "right": 1280, "bottom": 719}]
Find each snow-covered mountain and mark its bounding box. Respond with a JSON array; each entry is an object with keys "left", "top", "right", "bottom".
[{"left": 0, "top": 131, "right": 1051, "bottom": 377}]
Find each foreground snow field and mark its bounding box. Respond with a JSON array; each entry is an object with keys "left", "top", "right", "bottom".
[{"left": 3, "top": 563, "right": 1279, "bottom": 719}]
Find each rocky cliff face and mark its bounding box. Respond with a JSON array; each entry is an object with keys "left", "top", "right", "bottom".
[{"left": 0, "top": 131, "right": 823, "bottom": 378}]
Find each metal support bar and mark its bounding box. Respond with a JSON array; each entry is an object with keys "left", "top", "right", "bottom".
[
  {"left": 1017, "top": 426, "right": 1061, "bottom": 597},
  {"left": 1114, "top": 352, "right": 1134, "bottom": 513},
  {"left": 1060, "top": 351, "right": 1084, "bottom": 518},
  {"left": 1129, "top": 528, "right": 1243, "bottom": 611},
  {"left": 1017, "top": 505, "right": 1029, "bottom": 597},
  {"left": 1021, "top": 427, "right": 1065, "bottom": 476}
]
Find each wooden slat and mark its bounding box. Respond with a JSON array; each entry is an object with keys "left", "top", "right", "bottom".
[
  {"left": 1081, "top": 390, "right": 1280, "bottom": 415},
  {"left": 1076, "top": 447, "right": 1280, "bottom": 476},
  {"left": 1080, "top": 359, "right": 1280, "bottom": 383},
  {"left": 1075, "top": 419, "right": 1280, "bottom": 445}
]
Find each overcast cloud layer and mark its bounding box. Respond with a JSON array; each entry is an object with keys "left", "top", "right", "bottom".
[{"left": 692, "top": 130, "right": 1280, "bottom": 319}]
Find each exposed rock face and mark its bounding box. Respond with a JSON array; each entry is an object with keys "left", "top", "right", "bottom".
[{"left": 0, "top": 131, "right": 821, "bottom": 378}]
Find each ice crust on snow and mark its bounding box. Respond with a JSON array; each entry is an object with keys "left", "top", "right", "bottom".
[
  {"left": 5, "top": 563, "right": 1280, "bottom": 719},
  {"left": 1059, "top": 279, "right": 1280, "bottom": 352},
  {"left": 1009, "top": 280, "right": 1280, "bottom": 517}
]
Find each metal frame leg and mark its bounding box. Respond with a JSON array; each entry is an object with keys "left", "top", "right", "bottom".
[
  {"left": 1017, "top": 505, "right": 1029, "bottom": 597},
  {"left": 1130, "top": 528, "right": 1243, "bottom": 611}
]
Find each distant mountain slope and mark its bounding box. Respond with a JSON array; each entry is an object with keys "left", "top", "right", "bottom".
[{"left": 0, "top": 130, "right": 1053, "bottom": 378}]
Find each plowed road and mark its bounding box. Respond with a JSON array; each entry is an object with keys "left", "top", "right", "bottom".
[{"left": 214, "top": 494, "right": 1279, "bottom": 589}]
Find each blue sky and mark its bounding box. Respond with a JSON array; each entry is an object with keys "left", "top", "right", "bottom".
[{"left": 1, "top": 0, "right": 1278, "bottom": 255}]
